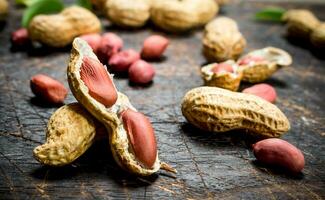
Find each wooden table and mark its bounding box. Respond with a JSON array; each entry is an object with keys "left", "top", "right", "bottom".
[{"left": 0, "top": 1, "right": 324, "bottom": 199}]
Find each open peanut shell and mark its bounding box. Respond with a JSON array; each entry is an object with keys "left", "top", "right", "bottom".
[
  {"left": 201, "top": 60, "right": 242, "bottom": 91},
  {"left": 67, "top": 38, "right": 175, "bottom": 176},
  {"left": 237, "top": 47, "right": 292, "bottom": 83}
]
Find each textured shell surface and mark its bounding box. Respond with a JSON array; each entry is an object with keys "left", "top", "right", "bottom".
[
  {"left": 201, "top": 61, "right": 242, "bottom": 91},
  {"left": 33, "top": 103, "right": 97, "bottom": 166},
  {"left": 181, "top": 87, "right": 290, "bottom": 138},
  {"left": 203, "top": 17, "right": 246, "bottom": 62}
]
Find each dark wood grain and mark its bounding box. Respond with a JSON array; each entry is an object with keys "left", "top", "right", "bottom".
[{"left": 0, "top": 1, "right": 324, "bottom": 199}]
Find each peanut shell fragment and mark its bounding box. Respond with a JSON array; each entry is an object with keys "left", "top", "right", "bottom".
[
  {"left": 201, "top": 60, "right": 242, "bottom": 91},
  {"left": 181, "top": 87, "right": 290, "bottom": 138},
  {"left": 238, "top": 47, "right": 292, "bottom": 83},
  {"left": 33, "top": 103, "right": 99, "bottom": 166}
]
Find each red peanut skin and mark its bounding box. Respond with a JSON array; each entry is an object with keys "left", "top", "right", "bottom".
[
  {"left": 128, "top": 60, "right": 155, "bottom": 84},
  {"left": 253, "top": 138, "right": 305, "bottom": 174},
  {"left": 237, "top": 55, "right": 264, "bottom": 66},
  {"left": 80, "top": 56, "right": 118, "bottom": 107},
  {"left": 242, "top": 83, "right": 277, "bottom": 103},
  {"left": 141, "top": 35, "right": 169, "bottom": 60},
  {"left": 109, "top": 49, "right": 140, "bottom": 72},
  {"left": 121, "top": 109, "right": 157, "bottom": 168},
  {"left": 97, "top": 33, "right": 123, "bottom": 63},
  {"left": 30, "top": 74, "right": 68, "bottom": 104},
  {"left": 211, "top": 63, "right": 234, "bottom": 74},
  {"left": 11, "top": 28, "right": 30, "bottom": 46},
  {"left": 80, "top": 33, "right": 102, "bottom": 53}
]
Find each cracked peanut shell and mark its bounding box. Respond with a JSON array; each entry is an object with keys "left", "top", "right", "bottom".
[
  {"left": 28, "top": 6, "right": 101, "bottom": 47},
  {"left": 201, "top": 60, "right": 242, "bottom": 91},
  {"left": 238, "top": 47, "right": 292, "bottom": 83},
  {"left": 203, "top": 17, "right": 246, "bottom": 62},
  {"left": 181, "top": 87, "right": 290, "bottom": 138},
  {"left": 33, "top": 103, "right": 100, "bottom": 166},
  {"left": 67, "top": 38, "right": 174, "bottom": 176},
  {"left": 0, "top": 0, "right": 8, "bottom": 21},
  {"left": 150, "top": 0, "right": 218, "bottom": 32}
]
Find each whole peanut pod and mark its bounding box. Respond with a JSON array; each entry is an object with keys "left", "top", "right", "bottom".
[
  {"left": 310, "top": 23, "right": 325, "bottom": 48},
  {"left": 282, "top": 9, "right": 320, "bottom": 39},
  {"left": 237, "top": 47, "right": 292, "bottom": 83},
  {"left": 201, "top": 60, "right": 242, "bottom": 91},
  {"left": 253, "top": 138, "right": 305, "bottom": 174},
  {"left": 0, "top": 0, "right": 8, "bottom": 21},
  {"left": 151, "top": 0, "right": 218, "bottom": 32},
  {"left": 67, "top": 38, "right": 176, "bottom": 176},
  {"left": 103, "top": 0, "right": 151, "bottom": 28},
  {"left": 28, "top": 6, "right": 101, "bottom": 47},
  {"left": 181, "top": 87, "right": 290, "bottom": 138},
  {"left": 34, "top": 103, "right": 102, "bottom": 166},
  {"left": 203, "top": 17, "right": 246, "bottom": 62}
]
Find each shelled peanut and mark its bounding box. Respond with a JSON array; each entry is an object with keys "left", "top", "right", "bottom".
[
  {"left": 242, "top": 83, "right": 277, "bottom": 103},
  {"left": 253, "top": 138, "right": 305, "bottom": 173},
  {"left": 203, "top": 17, "right": 246, "bottom": 62},
  {"left": 181, "top": 87, "right": 290, "bottom": 138},
  {"left": 28, "top": 6, "right": 101, "bottom": 47},
  {"left": 30, "top": 74, "right": 68, "bottom": 104}
]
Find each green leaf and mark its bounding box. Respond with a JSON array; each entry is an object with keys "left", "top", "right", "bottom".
[
  {"left": 75, "top": 0, "right": 92, "bottom": 10},
  {"left": 255, "top": 7, "right": 287, "bottom": 22},
  {"left": 22, "top": 0, "right": 64, "bottom": 27}
]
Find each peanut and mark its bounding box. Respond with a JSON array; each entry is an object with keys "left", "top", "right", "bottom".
[
  {"left": 0, "top": 0, "right": 8, "bottom": 21},
  {"left": 30, "top": 74, "right": 68, "bottom": 104},
  {"left": 242, "top": 83, "right": 277, "bottom": 103},
  {"left": 34, "top": 103, "right": 100, "bottom": 166},
  {"left": 151, "top": 0, "right": 218, "bottom": 32},
  {"left": 68, "top": 38, "right": 176, "bottom": 176},
  {"left": 237, "top": 47, "right": 292, "bottom": 83},
  {"left": 181, "top": 87, "right": 290, "bottom": 138},
  {"left": 201, "top": 60, "right": 242, "bottom": 91},
  {"left": 11, "top": 28, "right": 31, "bottom": 46},
  {"left": 128, "top": 60, "right": 155, "bottom": 84},
  {"left": 103, "top": 0, "right": 151, "bottom": 28},
  {"left": 121, "top": 109, "right": 157, "bottom": 168},
  {"left": 203, "top": 17, "right": 246, "bottom": 62},
  {"left": 253, "top": 138, "right": 305, "bottom": 174},
  {"left": 28, "top": 6, "right": 101, "bottom": 47},
  {"left": 108, "top": 49, "right": 140, "bottom": 72},
  {"left": 80, "top": 56, "right": 118, "bottom": 107},
  {"left": 79, "top": 33, "right": 102, "bottom": 53},
  {"left": 282, "top": 9, "right": 320, "bottom": 40},
  {"left": 310, "top": 23, "right": 325, "bottom": 48},
  {"left": 141, "top": 35, "right": 169, "bottom": 60},
  {"left": 97, "top": 32, "right": 123, "bottom": 63}
]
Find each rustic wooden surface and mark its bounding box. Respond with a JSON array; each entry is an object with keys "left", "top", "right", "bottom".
[{"left": 0, "top": 1, "right": 324, "bottom": 199}]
